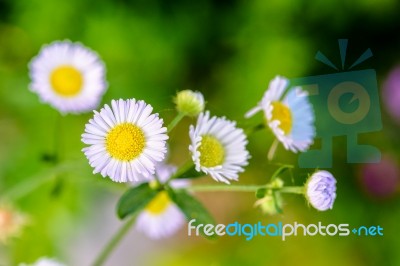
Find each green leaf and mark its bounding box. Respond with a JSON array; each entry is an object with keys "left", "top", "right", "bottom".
[
  {"left": 255, "top": 188, "right": 267, "bottom": 199},
  {"left": 117, "top": 183, "right": 159, "bottom": 219},
  {"left": 271, "top": 165, "right": 293, "bottom": 181},
  {"left": 168, "top": 189, "right": 216, "bottom": 239}
]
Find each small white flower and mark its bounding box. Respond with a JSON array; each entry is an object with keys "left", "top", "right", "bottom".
[
  {"left": 245, "top": 76, "right": 315, "bottom": 152},
  {"left": 136, "top": 163, "right": 187, "bottom": 239},
  {"left": 174, "top": 90, "right": 205, "bottom": 117},
  {"left": 305, "top": 170, "right": 337, "bottom": 211},
  {"left": 81, "top": 99, "right": 168, "bottom": 183},
  {"left": 29, "top": 40, "right": 107, "bottom": 114},
  {"left": 19, "top": 257, "right": 66, "bottom": 266},
  {"left": 189, "top": 111, "right": 250, "bottom": 184}
]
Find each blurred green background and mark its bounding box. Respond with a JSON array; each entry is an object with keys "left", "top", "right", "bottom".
[{"left": 0, "top": 0, "right": 400, "bottom": 265}]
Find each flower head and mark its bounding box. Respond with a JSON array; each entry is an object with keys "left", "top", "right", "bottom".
[
  {"left": 19, "top": 257, "right": 65, "bottom": 266},
  {"left": 382, "top": 66, "right": 400, "bottom": 123},
  {"left": 29, "top": 40, "right": 107, "bottom": 114},
  {"left": 136, "top": 163, "right": 187, "bottom": 239},
  {"left": 305, "top": 170, "right": 337, "bottom": 211},
  {"left": 174, "top": 90, "right": 205, "bottom": 117},
  {"left": 82, "top": 99, "right": 168, "bottom": 183},
  {"left": 246, "top": 76, "right": 315, "bottom": 152},
  {"left": 0, "top": 205, "right": 27, "bottom": 243},
  {"left": 189, "top": 111, "right": 250, "bottom": 183},
  {"left": 359, "top": 155, "right": 400, "bottom": 199}
]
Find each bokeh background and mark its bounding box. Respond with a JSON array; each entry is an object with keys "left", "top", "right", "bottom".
[{"left": 1, "top": 0, "right": 400, "bottom": 265}]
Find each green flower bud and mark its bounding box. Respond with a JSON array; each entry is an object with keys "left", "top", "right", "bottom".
[{"left": 174, "top": 90, "right": 205, "bottom": 117}]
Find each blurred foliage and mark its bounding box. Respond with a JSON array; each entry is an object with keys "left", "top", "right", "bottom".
[{"left": 0, "top": 0, "right": 400, "bottom": 265}]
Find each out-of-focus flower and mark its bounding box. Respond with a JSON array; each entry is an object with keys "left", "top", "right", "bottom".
[
  {"left": 382, "top": 66, "right": 400, "bottom": 123},
  {"left": 0, "top": 205, "right": 27, "bottom": 243},
  {"left": 359, "top": 155, "right": 399, "bottom": 199},
  {"left": 254, "top": 192, "right": 283, "bottom": 215},
  {"left": 82, "top": 99, "right": 168, "bottom": 183},
  {"left": 245, "top": 76, "right": 315, "bottom": 152},
  {"left": 136, "top": 163, "right": 187, "bottom": 239},
  {"left": 174, "top": 90, "right": 205, "bottom": 117},
  {"left": 189, "top": 111, "right": 250, "bottom": 184},
  {"left": 19, "top": 257, "right": 65, "bottom": 266},
  {"left": 29, "top": 40, "right": 107, "bottom": 114},
  {"left": 305, "top": 170, "right": 337, "bottom": 211}
]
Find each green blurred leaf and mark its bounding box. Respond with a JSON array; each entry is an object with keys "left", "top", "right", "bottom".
[
  {"left": 255, "top": 188, "right": 267, "bottom": 199},
  {"left": 117, "top": 183, "right": 158, "bottom": 219},
  {"left": 170, "top": 163, "right": 205, "bottom": 180},
  {"left": 168, "top": 188, "right": 216, "bottom": 239}
]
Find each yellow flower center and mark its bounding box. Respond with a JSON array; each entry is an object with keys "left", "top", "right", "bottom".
[
  {"left": 106, "top": 123, "right": 146, "bottom": 161},
  {"left": 271, "top": 101, "right": 292, "bottom": 135},
  {"left": 50, "top": 65, "right": 83, "bottom": 96},
  {"left": 198, "top": 134, "right": 225, "bottom": 167},
  {"left": 145, "top": 191, "right": 171, "bottom": 214}
]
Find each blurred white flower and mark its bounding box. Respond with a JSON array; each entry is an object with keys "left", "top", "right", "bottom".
[
  {"left": 136, "top": 163, "right": 188, "bottom": 239},
  {"left": 29, "top": 40, "right": 107, "bottom": 114},
  {"left": 246, "top": 75, "right": 315, "bottom": 152},
  {"left": 19, "top": 257, "right": 65, "bottom": 266},
  {"left": 82, "top": 99, "right": 168, "bottom": 182}
]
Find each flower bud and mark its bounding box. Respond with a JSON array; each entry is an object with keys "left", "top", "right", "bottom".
[
  {"left": 174, "top": 90, "right": 205, "bottom": 117},
  {"left": 305, "top": 170, "right": 337, "bottom": 211}
]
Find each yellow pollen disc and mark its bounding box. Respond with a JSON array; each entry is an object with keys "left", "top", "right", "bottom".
[
  {"left": 198, "top": 134, "right": 225, "bottom": 167},
  {"left": 50, "top": 65, "right": 83, "bottom": 96},
  {"left": 106, "top": 123, "right": 146, "bottom": 161},
  {"left": 146, "top": 191, "right": 171, "bottom": 214},
  {"left": 271, "top": 101, "right": 293, "bottom": 135}
]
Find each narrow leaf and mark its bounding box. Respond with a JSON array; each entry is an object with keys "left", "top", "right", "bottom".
[
  {"left": 255, "top": 188, "right": 267, "bottom": 199},
  {"left": 168, "top": 189, "right": 216, "bottom": 239},
  {"left": 117, "top": 183, "right": 159, "bottom": 219}
]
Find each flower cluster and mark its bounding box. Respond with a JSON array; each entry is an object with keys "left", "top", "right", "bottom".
[{"left": 10, "top": 40, "right": 340, "bottom": 264}]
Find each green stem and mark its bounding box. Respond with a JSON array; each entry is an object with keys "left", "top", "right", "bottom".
[
  {"left": 267, "top": 138, "right": 279, "bottom": 161},
  {"left": 279, "top": 186, "right": 305, "bottom": 194},
  {"left": 167, "top": 112, "right": 185, "bottom": 132},
  {"left": 187, "top": 184, "right": 305, "bottom": 194},
  {"left": 2, "top": 161, "right": 84, "bottom": 201},
  {"left": 92, "top": 215, "right": 137, "bottom": 266},
  {"left": 168, "top": 160, "right": 196, "bottom": 181}
]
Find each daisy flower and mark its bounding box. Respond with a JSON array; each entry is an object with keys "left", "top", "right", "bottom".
[
  {"left": 305, "top": 170, "right": 337, "bottom": 211},
  {"left": 136, "top": 163, "right": 187, "bottom": 239},
  {"left": 245, "top": 76, "right": 315, "bottom": 153},
  {"left": 19, "top": 257, "right": 65, "bottom": 266},
  {"left": 81, "top": 99, "right": 168, "bottom": 183},
  {"left": 29, "top": 40, "right": 107, "bottom": 114},
  {"left": 189, "top": 111, "right": 250, "bottom": 184},
  {"left": 0, "top": 205, "right": 27, "bottom": 243}
]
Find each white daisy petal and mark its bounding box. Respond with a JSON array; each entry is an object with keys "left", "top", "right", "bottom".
[
  {"left": 28, "top": 40, "right": 107, "bottom": 114},
  {"left": 246, "top": 75, "right": 316, "bottom": 153},
  {"left": 189, "top": 111, "right": 250, "bottom": 183},
  {"left": 82, "top": 99, "right": 168, "bottom": 183}
]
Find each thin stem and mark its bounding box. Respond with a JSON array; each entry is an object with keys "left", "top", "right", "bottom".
[
  {"left": 267, "top": 138, "right": 279, "bottom": 161},
  {"left": 187, "top": 184, "right": 305, "bottom": 195},
  {"left": 92, "top": 215, "right": 137, "bottom": 266},
  {"left": 2, "top": 161, "right": 84, "bottom": 200},
  {"left": 279, "top": 186, "right": 305, "bottom": 194},
  {"left": 188, "top": 184, "right": 265, "bottom": 192},
  {"left": 167, "top": 112, "right": 185, "bottom": 132}
]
